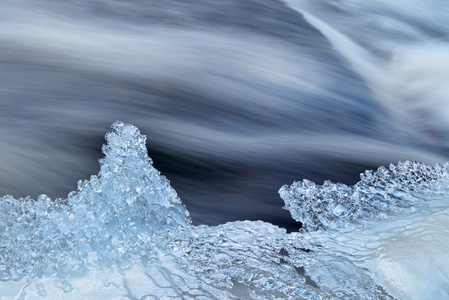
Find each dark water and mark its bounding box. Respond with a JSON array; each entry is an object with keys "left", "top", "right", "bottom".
[{"left": 1, "top": 0, "right": 448, "bottom": 231}]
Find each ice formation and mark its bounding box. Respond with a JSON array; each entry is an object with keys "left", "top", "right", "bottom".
[
  {"left": 280, "top": 161, "right": 448, "bottom": 231},
  {"left": 280, "top": 163, "right": 449, "bottom": 299},
  {"left": 0, "top": 122, "right": 448, "bottom": 299}
]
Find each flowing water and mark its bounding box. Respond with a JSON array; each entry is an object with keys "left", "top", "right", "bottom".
[
  {"left": 1, "top": 1, "right": 449, "bottom": 298},
  {"left": 2, "top": 0, "right": 449, "bottom": 229}
]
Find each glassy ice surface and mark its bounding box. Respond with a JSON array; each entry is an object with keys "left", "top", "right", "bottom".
[{"left": 0, "top": 122, "right": 448, "bottom": 299}]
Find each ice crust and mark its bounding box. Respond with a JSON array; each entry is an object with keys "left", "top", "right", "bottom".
[
  {"left": 279, "top": 161, "right": 449, "bottom": 231},
  {"left": 0, "top": 122, "right": 189, "bottom": 279},
  {"left": 279, "top": 161, "right": 449, "bottom": 299},
  {"left": 0, "top": 122, "right": 448, "bottom": 299}
]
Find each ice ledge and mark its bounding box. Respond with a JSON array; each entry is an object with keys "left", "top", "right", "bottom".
[{"left": 280, "top": 160, "right": 449, "bottom": 231}]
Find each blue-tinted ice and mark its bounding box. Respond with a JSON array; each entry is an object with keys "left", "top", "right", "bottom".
[{"left": 0, "top": 122, "right": 448, "bottom": 299}]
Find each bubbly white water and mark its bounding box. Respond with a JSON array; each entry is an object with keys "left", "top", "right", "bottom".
[{"left": 1, "top": 122, "right": 448, "bottom": 299}]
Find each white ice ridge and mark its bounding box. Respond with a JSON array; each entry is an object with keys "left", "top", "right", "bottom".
[
  {"left": 279, "top": 161, "right": 449, "bottom": 231},
  {"left": 0, "top": 122, "right": 447, "bottom": 299}
]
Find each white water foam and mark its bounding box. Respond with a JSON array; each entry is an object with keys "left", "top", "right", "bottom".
[{"left": 282, "top": 0, "right": 449, "bottom": 144}]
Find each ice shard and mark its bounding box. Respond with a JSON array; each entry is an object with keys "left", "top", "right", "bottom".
[
  {"left": 0, "top": 121, "right": 192, "bottom": 298},
  {"left": 0, "top": 122, "right": 447, "bottom": 299}
]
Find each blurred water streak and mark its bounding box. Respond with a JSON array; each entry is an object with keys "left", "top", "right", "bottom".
[{"left": 1, "top": 0, "right": 448, "bottom": 230}]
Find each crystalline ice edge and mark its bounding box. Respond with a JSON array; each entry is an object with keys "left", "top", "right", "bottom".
[
  {"left": 279, "top": 161, "right": 449, "bottom": 232},
  {"left": 0, "top": 122, "right": 447, "bottom": 299},
  {"left": 0, "top": 121, "right": 190, "bottom": 278},
  {"left": 280, "top": 162, "right": 449, "bottom": 299}
]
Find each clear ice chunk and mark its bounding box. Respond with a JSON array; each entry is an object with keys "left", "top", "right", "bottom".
[
  {"left": 279, "top": 161, "right": 449, "bottom": 231},
  {"left": 0, "top": 122, "right": 447, "bottom": 299},
  {"left": 0, "top": 122, "right": 191, "bottom": 297}
]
